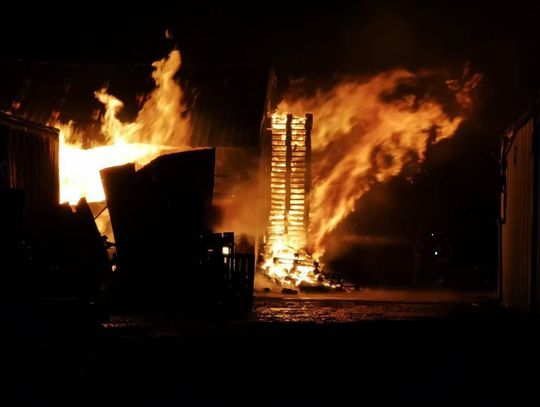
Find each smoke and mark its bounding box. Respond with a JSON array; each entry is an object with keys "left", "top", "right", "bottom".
[{"left": 211, "top": 147, "right": 265, "bottom": 253}]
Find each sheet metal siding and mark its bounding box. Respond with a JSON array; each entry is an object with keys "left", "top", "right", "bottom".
[
  {"left": 0, "top": 61, "right": 273, "bottom": 148},
  {"left": 536, "top": 116, "right": 540, "bottom": 312},
  {"left": 502, "top": 118, "right": 534, "bottom": 310},
  {"left": 184, "top": 65, "right": 274, "bottom": 148},
  {"left": 0, "top": 113, "right": 59, "bottom": 225}
]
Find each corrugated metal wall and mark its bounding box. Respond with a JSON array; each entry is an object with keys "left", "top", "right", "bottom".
[
  {"left": 183, "top": 65, "right": 275, "bottom": 148},
  {"left": 501, "top": 116, "right": 535, "bottom": 310},
  {"left": 0, "top": 112, "right": 59, "bottom": 229}
]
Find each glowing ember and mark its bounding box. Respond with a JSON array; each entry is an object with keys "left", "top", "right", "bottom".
[
  {"left": 261, "top": 243, "right": 326, "bottom": 288},
  {"left": 263, "top": 66, "right": 480, "bottom": 287},
  {"left": 56, "top": 50, "right": 190, "bottom": 205}
]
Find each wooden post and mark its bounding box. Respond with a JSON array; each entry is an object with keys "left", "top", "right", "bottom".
[
  {"left": 304, "top": 113, "right": 313, "bottom": 250},
  {"left": 285, "top": 114, "right": 293, "bottom": 237}
]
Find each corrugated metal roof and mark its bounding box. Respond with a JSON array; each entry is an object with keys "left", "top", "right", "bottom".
[
  {"left": 0, "top": 60, "right": 145, "bottom": 131},
  {"left": 0, "top": 111, "right": 59, "bottom": 138},
  {"left": 181, "top": 64, "right": 275, "bottom": 147},
  {"left": 0, "top": 60, "right": 274, "bottom": 148}
]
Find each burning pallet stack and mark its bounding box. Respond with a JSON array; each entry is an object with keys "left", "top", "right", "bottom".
[
  {"left": 260, "top": 113, "right": 329, "bottom": 289},
  {"left": 267, "top": 113, "right": 312, "bottom": 251},
  {"left": 100, "top": 148, "right": 254, "bottom": 311}
]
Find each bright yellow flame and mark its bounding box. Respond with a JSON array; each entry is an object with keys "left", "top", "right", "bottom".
[
  {"left": 278, "top": 69, "right": 480, "bottom": 258},
  {"left": 263, "top": 67, "right": 480, "bottom": 286},
  {"left": 56, "top": 50, "right": 190, "bottom": 205},
  {"left": 261, "top": 239, "right": 330, "bottom": 288},
  {"left": 261, "top": 112, "right": 329, "bottom": 288}
]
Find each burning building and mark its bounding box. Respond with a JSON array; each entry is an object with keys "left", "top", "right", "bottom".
[
  {"left": 0, "top": 53, "right": 278, "bottom": 308},
  {"left": 0, "top": 49, "right": 481, "bottom": 299}
]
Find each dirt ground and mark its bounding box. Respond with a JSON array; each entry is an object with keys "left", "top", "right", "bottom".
[{"left": 3, "top": 289, "right": 539, "bottom": 405}]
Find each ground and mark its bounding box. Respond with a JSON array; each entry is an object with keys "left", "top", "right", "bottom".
[{"left": 3, "top": 288, "right": 539, "bottom": 404}]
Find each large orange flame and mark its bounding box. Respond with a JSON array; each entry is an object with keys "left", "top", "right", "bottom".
[
  {"left": 277, "top": 67, "right": 481, "bottom": 262},
  {"left": 57, "top": 50, "right": 190, "bottom": 205}
]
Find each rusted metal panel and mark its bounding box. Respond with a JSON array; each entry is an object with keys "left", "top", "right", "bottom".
[
  {"left": 501, "top": 115, "right": 536, "bottom": 310},
  {"left": 0, "top": 112, "right": 59, "bottom": 230}
]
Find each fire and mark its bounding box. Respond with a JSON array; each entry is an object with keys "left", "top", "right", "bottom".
[
  {"left": 260, "top": 113, "right": 332, "bottom": 288},
  {"left": 263, "top": 67, "right": 480, "bottom": 286},
  {"left": 56, "top": 50, "right": 190, "bottom": 205},
  {"left": 261, "top": 241, "right": 326, "bottom": 288},
  {"left": 50, "top": 49, "right": 479, "bottom": 288}
]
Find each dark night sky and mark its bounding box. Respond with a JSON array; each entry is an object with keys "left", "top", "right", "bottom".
[
  {"left": 2, "top": 1, "right": 539, "bottom": 282},
  {"left": 2, "top": 1, "right": 538, "bottom": 129},
  {"left": 2, "top": 1, "right": 539, "bottom": 119}
]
